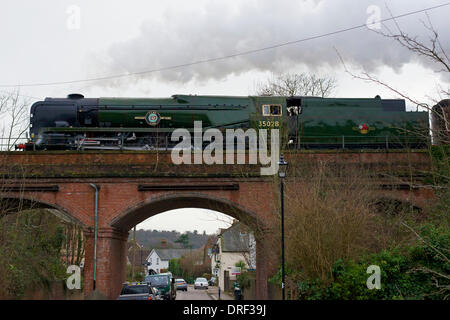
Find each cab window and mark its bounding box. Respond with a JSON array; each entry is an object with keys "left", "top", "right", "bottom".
[
  {"left": 287, "top": 97, "right": 302, "bottom": 116},
  {"left": 262, "top": 104, "right": 282, "bottom": 116}
]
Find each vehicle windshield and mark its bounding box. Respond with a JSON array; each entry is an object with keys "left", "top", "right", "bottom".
[
  {"left": 120, "top": 285, "right": 149, "bottom": 295},
  {"left": 176, "top": 279, "right": 185, "bottom": 283},
  {"left": 196, "top": 278, "right": 207, "bottom": 282},
  {"left": 146, "top": 275, "right": 169, "bottom": 287}
]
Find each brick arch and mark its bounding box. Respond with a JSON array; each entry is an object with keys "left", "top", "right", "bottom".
[
  {"left": 100, "top": 192, "right": 270, "bottom": 300},
  {"left": 110, "top": 192, "right": 262, "bottom": 232},
  {"left": 0, "top": 150, "right": 433, "bottom": 300},
  {"left": 0, "top": 193, "right": 85, "bottom": 226}
]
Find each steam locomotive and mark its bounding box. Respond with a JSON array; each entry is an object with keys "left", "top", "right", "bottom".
[{"left": 17, "top": 93, "right": 443, "bottom": 151}]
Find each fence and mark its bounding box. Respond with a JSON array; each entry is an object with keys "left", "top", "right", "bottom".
[
  {"left": 0, "top": 134, "right": 428, "bottom": 151},
  {"left": 0, "top": 137, "right": 28, "bottom": 151}
]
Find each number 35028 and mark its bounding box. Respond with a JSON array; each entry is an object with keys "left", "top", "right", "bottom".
[{"left": 259, "top": 120, "right": 279, "bottom": 127}]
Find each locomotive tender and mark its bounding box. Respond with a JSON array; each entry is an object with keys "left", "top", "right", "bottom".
[{"left": 19, "top": 93, "right": 433, "bottom": 151}]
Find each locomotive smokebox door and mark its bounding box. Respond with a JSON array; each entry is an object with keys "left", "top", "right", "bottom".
[{"left": 287, "top": 97, "right": 302, "bottom": 145}]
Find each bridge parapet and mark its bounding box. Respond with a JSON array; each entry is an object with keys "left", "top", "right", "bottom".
[{"left": 0, "top": 149, "right": 431, "bottom": 178}]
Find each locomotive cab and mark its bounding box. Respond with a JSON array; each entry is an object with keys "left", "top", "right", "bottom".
[
  {"left": 286, "top": 97, "right": 302, "bottom": 116},
  {"left": 286, "top": 97, "right": 303, "bottom": 145}
]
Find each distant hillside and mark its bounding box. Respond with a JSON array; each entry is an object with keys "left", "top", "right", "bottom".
[{"left": 129, "top": 229, "right": 211, "bottom": 250}]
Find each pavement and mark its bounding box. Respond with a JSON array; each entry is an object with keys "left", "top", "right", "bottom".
[
  {"left": 176, "top": 285, "right": 211, "bottom": 300},
  {"left": 175, "top": 285, "right": 233, "bottom": 300},
  {"left": 207, "top": 286, "right": 233, "bottom": 300}
]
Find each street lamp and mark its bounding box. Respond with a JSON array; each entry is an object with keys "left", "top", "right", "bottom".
[{"left": 278, "top": 153, "right": 288, "bottom": 300}]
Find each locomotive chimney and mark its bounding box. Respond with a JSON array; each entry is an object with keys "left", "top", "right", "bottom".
[{"left": 67, "top": 93, "right": 84, "bottom": 99}]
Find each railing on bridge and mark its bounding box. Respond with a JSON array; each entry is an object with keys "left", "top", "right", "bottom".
[
  {"left": 0, "top": 137, "right": 28, "bottom": 151},
  {"left": 293, "top": 135, "right": 428, "bottom": 150},
  {"left": 1, "top": 134, "right": 428, "bottom": 151}
]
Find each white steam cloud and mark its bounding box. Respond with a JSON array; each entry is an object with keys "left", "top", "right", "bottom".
[{"left": 88, "top": 0, "right": 450, "bottom": 85}]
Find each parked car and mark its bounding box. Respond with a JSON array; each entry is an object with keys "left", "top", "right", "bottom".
[
  {"left": 117, "top": 283, "right": 158, "bottom": 300},
  {"left": 208, "top": 277, "right": 216, "bottom": 286},
  {"left": 194, "top": 277, "right": 208, "bottom": 290},
  {"left": 175, "top": 278, "right": 188, "bottom": 291}
]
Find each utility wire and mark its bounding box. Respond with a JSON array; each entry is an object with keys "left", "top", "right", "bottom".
[{"left": 0, "top": 2, "right": 449, "bottom": 88}]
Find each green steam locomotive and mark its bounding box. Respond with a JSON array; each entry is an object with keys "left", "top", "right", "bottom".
[{"left": 19, "top": 93, "right": 431, "bottom": 151}]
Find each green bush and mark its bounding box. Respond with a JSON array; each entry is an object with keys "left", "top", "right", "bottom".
[
  {"left": 294, "top": 225, "right": 449, "bottom": 300},
  {"left": 168, "top": 258, "right": 182, "bottom": 277},
  {"left": 237, "top": 271, "right": 254, "bottom": 290},
  {"left": 0, "top": 209, "right": 68, "bottom": 298}
]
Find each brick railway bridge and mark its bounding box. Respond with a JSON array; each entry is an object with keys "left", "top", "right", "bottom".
[{"left": 0, "top": 150, "right": 434, "bottom": 299}]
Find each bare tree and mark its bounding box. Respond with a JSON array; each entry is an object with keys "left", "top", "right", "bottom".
[
  {"left": 335, "top": 12, "right": 449, "bottom": 299},
  {"left": 340, "top": 12, "right": 449, "bottom": 101},
  {"left": 336, "top": 11, "right": 449, "bottom": 147},
  {"left": 380, "top": 12, "right": 449, "bottom": 80},
  {"left": 0, "top": 90, "right": 29, "bottom": 151},
  {"left": 256, "top": 72, "right": 337, "bottom": 97}
]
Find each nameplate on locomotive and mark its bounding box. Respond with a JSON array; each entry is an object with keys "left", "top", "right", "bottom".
[{"left": 145, "top": 111, "right": 161, "bottom": 126}]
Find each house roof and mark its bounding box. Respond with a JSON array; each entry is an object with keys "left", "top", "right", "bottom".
[
  {"left": 149, "top": 248, "right": 191, "bottom": 261},
  {"left": 220, "top": 223, "right": 250, "bottom": 252},
  {"left": 125, "top": 240, "right": 150, "bottom": 267},
  {"left": 127, "top": 249, "right": 151, "bottom": 267}
]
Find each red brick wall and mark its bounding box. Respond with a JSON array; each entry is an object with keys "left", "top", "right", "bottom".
[{"left": 0, "top": 150, "right": 433, "bottom": 299}]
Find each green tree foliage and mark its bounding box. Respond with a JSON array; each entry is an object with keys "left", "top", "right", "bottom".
[
  {"left": 168, "top": 258, "right": 182, "bottom": 276},
  {"left": 272, "top": 224, "right": 449, "bottom": 300},
  {"left": 237, "top": 272, "right": 253, "bottom": 291},
  {"left": 126, "top": 264, "right": 145, "bottom": 282},
  {"left": 175, "top": 234, "right": 192, "bottom": 249},
  {"left": 235, "top": 260, "right": 247, "bottom": 271},
  {"left": 169, "top": 251, "right": 210, "bottom": 283},
  {"left": 0, "top": 209, "right": 68, "bottom": 298},
  {"left": 270, "top": 153, "right": 449, "bottom": 300}
]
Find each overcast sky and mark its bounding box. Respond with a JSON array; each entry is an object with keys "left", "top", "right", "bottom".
[{"left": 1, "top": 0, "right": 449, "bottom": 233}]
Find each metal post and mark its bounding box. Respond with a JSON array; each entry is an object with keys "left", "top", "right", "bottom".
[
  {"left": 342, "top": 135, "right": 345, "bottom": 149},
  {"left": 280, "top": 179, "right": 285, "bottom": 300},
  {"left": 132, "top": 226, "right": 136, "bottom": 281},
  {"left": 89, "top": 183, "right": 99, "bottom": 291}
]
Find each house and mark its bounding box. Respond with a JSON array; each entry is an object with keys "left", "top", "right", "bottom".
[
  {"left": 126, "top": 241, "right": 151, "bottom": 269},
  {"left": 210, "top": 222, "right": 256, "bottom": 291},
  {"left": 145, "top": 248, "right": 190, "bottom": 274}
]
